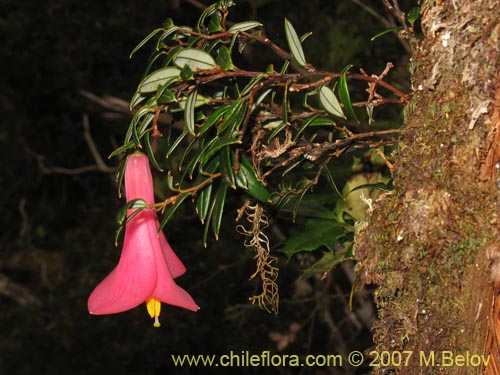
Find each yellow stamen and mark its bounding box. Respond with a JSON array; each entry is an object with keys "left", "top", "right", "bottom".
[{"left": 146, "top": 298, "right": 162, "bottom": 327}]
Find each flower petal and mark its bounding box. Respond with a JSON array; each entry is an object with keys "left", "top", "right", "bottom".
[
  {"left": 157, "top": 223, "right": 187, "bottom": 279},
  {"left": 147, "top": 216, "right": 199, "bottom": 311},
  {"left": 127, "top": 152, "right": 188, "bottom": 278},
  {"left": 88, "top": 151, "right": 199, "bottom": 315},
  {"left": 125, "top": 153, "right": 155, "bottom": 205},
  {"left": 88, "top": 211, "right": 157, "bottom": 314}
]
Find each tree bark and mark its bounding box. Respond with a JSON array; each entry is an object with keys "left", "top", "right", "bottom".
[{"left": 356, "top": 1, "right": 500, "bottom": 374}]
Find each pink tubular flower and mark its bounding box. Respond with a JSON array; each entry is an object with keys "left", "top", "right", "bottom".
[{"left": 88, "top": 152, "right": 199, "bottom": 327}]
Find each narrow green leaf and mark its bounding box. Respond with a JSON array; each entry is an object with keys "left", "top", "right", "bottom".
[
  {"left": 140, "top": 51, "right": 168, "bottom": 78},
  {"left": 279, "top": 59, "right": 291, "bottom": 74},
  {"left": 202, "top": 199, "right": 215, "bottom": 247},
  {"left": 300, "top": 31, "right": 313, "bottom": 43},
  {"left": 282, "top": 218, "right": 345, "bottom": 259},
  {"left": 236, "top": 155, "right": 270, "bottom": 202},
  {"left": 229, "top": 31, "right": 239, "bottom": 53},
  {"left": 159, "top": 192, "right": 191, "bottom": 231},
  {"left": 123, "top": 204, "right": 147, "bottom": 225},
  {"left": 251, "top": 88, "right": 272, "bottom": 112},
  {"left": 109, "top": 141, "right": 136, "bottom": 159},
  {"left": 137, "top": 112, "right": 155, "bottom": 139},
  {"left": 272, "top": 190, "right": 294, "bottom": 212},
  {"left": 278, "top": 194, "right": 337, "bottom": 219},
  {"left": 166, "top": 130, "right": 189, "bottom": 158},
  {"left": 130, "top": 28, "right": 165, "bottom": 58},
  {"left": 199, "top": 158, "right": 221, "bottom": 246},
  {"left": 208, "top": 11, "right": 223, "bottom": 33},
  {"left": 125, "top": 106, "right": 151, "bottom": 144},
  {"left": 156, "top": 26, "right": 181, "bottom": 49},
  {"left": 282, "top": 159, "right": 304, "bottom": 176},
  {"left": 282, "top": 80, "right": 290, "bottom": 124},
  {"left": 267, "top": 121, "right": 287, "bottom": 142},
  {"left": 130, "top": 109, "right": 149, "bottom": 148},
  {"left": 177, "top": 93, "right": 210, "bottom": 110},
  {"left": 263, "top": 120, "right": 282, "bottom": 131},
  {"left": 295, "top": 117, "right": 313, "bottom": 141},
  {"left": 184, "top": 145, "right": 221, "bottom": 186},
  {"left": 235, "top": 162, "right": 248, "bottom": 189},
  {"left": 217, "top": 99, "right": 247, "bottom": 134},
  {"left": 174, "top": 48, "right": 217, "bottom": 71},
  {"left": 130, "top": 198, "right": 148, "bottom": 209},
  {"left": 284, "top": 18, "right": 306, "bottom": 66},
  {"left": 206, "top": 41, "right": 223, "bottom": 57},
  {"left": 115, "top": 205, "right": 128, "bottom": 226},
  {"left": 319, "top": 86, "right": 345, "bottom": 119},
  {"left": 161, "top": 45, "right": 181, "bottom": 67},
  {"left": 370, "top": 26, "right": 404, "bottom": 42},
  {"left": 407, "top": 7, "right": 420, "bottom": 24},
  {"left": 228, "top": 21, "right": 263, "bottom": 33},
  {"left": 201, "top": 137, "right": 242, "bottom": 166},
  {"left": 197, "top": 3, "right": 217, "bottom": 31},
  {"left": 157, "top": 88, "right": 176, "bottom": 104},
  {"left": 186, "top": 137, "right": 217, "bottom": 178},
  {"left": 138, "top": 67, "right": 181, "bottom": 93},
  {"left": 199, "top": 104, "right": 231, "bottom": 135},
  {"left": 114, "top": 157, "right": 127, "bottom": 198},
  {"left": 339, "top": 65, "right": 358, "bottom": 121},
  {"left": 240, "top": 74, "right": 265, "bottom": 97},
  {"left": 184, "top": 90, "right": 197, "bottom": 135},
  {"left": 215, "top": 45, "right": 234, "bottom": 71},
  {"left": 349, "top": 181, "right": 392, "bottom": 193},
  {"left": 292, "top": 184, "right": 311, "bottom": 222},
  {"left": 143, "top": 131, "right": 163, "bottom": 171},
  {"left": 116, "top": 198, "right": 148, "bottom": 235},
  {"left": 162, "top": 17, "right": 174, "bottom": 29},
  {"left": 195, "top": 111, "right": 206, "bottom": 122},
  {"left": 179, "top": 135, "right": 199, "bottom": 171},
  {"left": 177, "top": 26, "right": 194, "bottom": 40},
  {"left": 294, "top": 115, "right": 335, "bottom": 141},
  {"left": 322, "top": 165, "right": 343, "bottom": 199},
  {"left": 301, "top": 250, "right": 352, "bottom": 279},
  {"left": 308, "top": 116, "right": 336, "bottom": 127},
  {"left": 196, "top": 183, "right": 213, "bottom": 224},
  {"left": 114, "top": 225, "right": 124, "bottom": 247},
  {"left": 211, "top": 181, "right": 228, "bottom": 240},
  {"left": 130, "top": 92, "right": 146, "bottom": 110},
  {"left": 220, "top": 147, "right": 236, "bottom": 188},
  {"left": 199, "top": 154, "right": 220, "bottom": 175},
  {"left": 166, "top": 172, "right": 175, "bottom": 191}
]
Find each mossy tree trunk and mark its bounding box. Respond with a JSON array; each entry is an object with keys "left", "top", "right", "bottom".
[{"left": 356, "top": 1, "right": 500, "bottom": 374}]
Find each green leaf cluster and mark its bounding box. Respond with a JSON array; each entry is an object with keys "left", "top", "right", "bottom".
[{"left": 111, "top": 1, "right": 401, "bottom": 281}]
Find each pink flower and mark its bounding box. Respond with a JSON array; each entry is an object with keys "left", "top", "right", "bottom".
[{"left": 88, "top": 152, "right": 199, "bottom": 327}]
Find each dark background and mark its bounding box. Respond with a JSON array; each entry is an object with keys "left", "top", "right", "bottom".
[{"left": 0, "top": 1, "right": 410, "bottom": 374}]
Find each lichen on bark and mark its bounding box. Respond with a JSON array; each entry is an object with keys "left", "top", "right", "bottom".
[{"left": 355, "top": 1, "right": 500, "bottom": 373}]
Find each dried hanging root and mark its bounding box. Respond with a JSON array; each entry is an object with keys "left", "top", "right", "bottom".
[{"left": 236, "top": 202, "right": 279, "bottom": 314}]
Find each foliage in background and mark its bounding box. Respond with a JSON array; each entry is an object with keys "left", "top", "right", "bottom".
[{"left": 114, "top": 0, "right": 408, "bottom": 313}]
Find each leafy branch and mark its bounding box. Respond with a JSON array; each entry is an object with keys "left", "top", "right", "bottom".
[{"left": 112, "top": 1, "right": 408, "bottom": 312}]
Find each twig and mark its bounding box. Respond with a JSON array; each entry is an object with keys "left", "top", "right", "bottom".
[
  {"left": 352, "top": 0, "right": 411, "bottom": 53},
  {"left": 0, "top": 272, "right": 41, "bottom": 305},
  {"left": 184, "top": 0, "right": 208, "bottom": 11},
  {"left": 155, "top": 172, "right": 222, "bottom": 212},
  {"left": 242, "top": 32, "right": 311, "bottom": 74},
  {"left": 353, "top": 0, "right": 394, "bottom": 29},
  {"left": 196, "top": 68, "right": 409, "bottom": 103},
  {"left": 24, "top": 114, "right": 115, "bottom": 175},
  {"left": 82, "top": 114, "right": 111, "bottom": 172}
]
